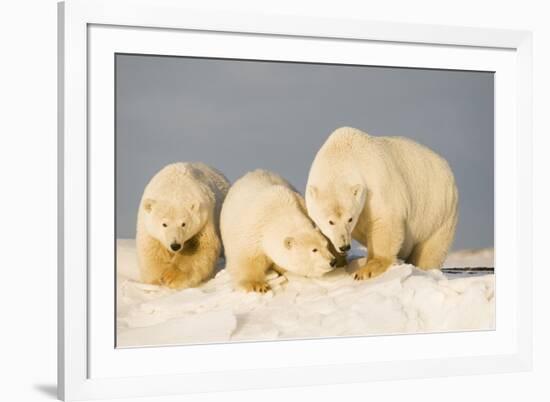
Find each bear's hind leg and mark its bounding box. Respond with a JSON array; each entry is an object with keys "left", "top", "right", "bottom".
[{"left": 407, "top": 217, "right": 457, "bottom": 269}]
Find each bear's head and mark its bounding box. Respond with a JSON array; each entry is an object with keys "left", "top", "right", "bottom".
[
  {"left": 265, "top": 227, "right": 338, "bottom": 278},
  {"left": 305, "top": 183, "right": 366, "bottom": 253},
  {"left": 141, "top": 198, "right": 208, "bottom": 253}
]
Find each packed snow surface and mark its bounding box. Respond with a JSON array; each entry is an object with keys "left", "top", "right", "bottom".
[{"left": 116, "top": 239, "right": 494, "bottom": 347}]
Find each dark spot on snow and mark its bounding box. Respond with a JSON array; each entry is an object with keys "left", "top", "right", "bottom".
[{"left": 441, "top": 267, "right": 494, "bottom": 278}]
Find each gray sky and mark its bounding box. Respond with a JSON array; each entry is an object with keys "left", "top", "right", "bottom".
[{"left": 115, "top": 54, "right": 494, "bottom": 250}]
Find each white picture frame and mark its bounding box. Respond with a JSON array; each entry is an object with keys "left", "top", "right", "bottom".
[{"left": 58, "top": 0, "right": 533, "bottom": 400}]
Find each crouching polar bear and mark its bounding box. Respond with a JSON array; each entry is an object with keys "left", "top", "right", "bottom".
[
  {"left": 221, "top": 169, "right": 340, "bottom": 293},
  {"left": 306, "top": 127, "right": 458, "bottom": 280},
  {"left": 136, "top": 162, "right": 229, "bottom": 289}
]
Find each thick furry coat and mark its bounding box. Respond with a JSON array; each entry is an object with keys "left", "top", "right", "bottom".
[
  {"left": 306, "top": 127, "right": 458, "bottom": 279},
  {"left": 136, "top": 162, "right": 229, "bottom": 289},
  {"left": 221, "top": 169, "right": 337, "bottom": 292}
]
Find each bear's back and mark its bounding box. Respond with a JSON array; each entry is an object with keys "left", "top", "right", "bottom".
[
  {"left": 222, "top": 169, "right": 301, "bottom": 230},
  {"left": 225, "top": 169, "right": 296, "bottom": 209},
  {"left": 309, "top": 127, "right": 370, "bottom": 183},
  {"left": 312, "top": 127, "right": 457, "bottom": 237},
  {"left": 374, "top": 135, "right": 456, "bottom": 195},
  {"left": 187, "top": 162, "right": 230, "bottom": 198},
  {"left": 321, "top": 127, "right": 456, "bottom": 200},
  {"left": 143, "top": 162, "right": 228, "bottom": 204}
]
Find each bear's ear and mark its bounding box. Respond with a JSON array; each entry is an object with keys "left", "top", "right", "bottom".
[
  {"left": 307, "top": 186, "right": 318, "bottom": 199},
  {"left": 284, "top": 237, "right": 295, "bottom": 250},
  {"left": 143, "top": 198, "right": 155, "bottom": 213},
  {"left": 351, "top": 184, "right": 364, "bottom": 199}
]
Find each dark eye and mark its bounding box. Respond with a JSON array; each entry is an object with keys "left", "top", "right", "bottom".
[
  {"left": 312, "top": 248, "right": 318, "bottom": 253},
  {"left": 348, "top": 218, "right": 353, "bottom": 223},
  {"left": 162, "top": 223, "right": 167, "bottom": 227},
  {"left": 329, "top": 220, "right": 334, "bottom": 225},
  {"left": 181, "top": 222, "right": 186, "bottom": 227}
]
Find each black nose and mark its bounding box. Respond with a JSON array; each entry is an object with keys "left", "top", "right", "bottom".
[
  {"left": 339, "top": 244, "right": 351, "bottom": 252},
  {"left": 330, "top": 258, "right": 337, "bottom": 267},
  {"left": 170, "top": 243, "right": 181, "bottom": 251}
]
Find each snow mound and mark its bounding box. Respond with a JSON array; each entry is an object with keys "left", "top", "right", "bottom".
[{"left": 116, "top": 239, "right": 495, "bottom": 347}]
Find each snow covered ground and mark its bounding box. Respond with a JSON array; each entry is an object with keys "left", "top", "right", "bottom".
[{"left": 116, "top": 239, "right": 495, "bottom": 347}]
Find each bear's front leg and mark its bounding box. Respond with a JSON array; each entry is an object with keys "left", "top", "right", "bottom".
[
  {"left": 137, "top": 235, "right": 176, "bottom": 285},
  {"left": 179, "top": 230, "right": 221, "bottom": 287},
  {"left": 353, "top": 216, "right": 404, "bottom": 281},
  {"left": 354, "top": 256, "right": 393, "bottom": 280},
  {"left": 241, "top": 280, "right": 270, "bottom": 293},
  {"left": 161, "top": 252, "right": 207, "bottom": 290},
  {"left": 228, "top": 254, "right": 271, "bottom": 293},
  {"left": 160, "top": 266, "right": 191, "bottom": 289},
  {"left": 161, "top": 230, "right": 222, "bottom": 290}
]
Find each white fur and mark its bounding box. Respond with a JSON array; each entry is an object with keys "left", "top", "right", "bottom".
[
  {"left": 306, "top": 127, "right": 458, "bottom": 277},
  {"left": 136, "top": 162, "right": 229, "bottom": 288},
  {"left": 221, "top": 169, "right": 336, "bottom": 292}
]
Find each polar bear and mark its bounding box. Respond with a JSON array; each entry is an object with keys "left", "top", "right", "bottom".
[
  {"left": 220, "top": 169, "right": 339, "bottom": 293},
  {"left": 305, "top": 127, "right": 458, "bottom": 280},
  {"left": 136, "top": 162, "right": 229, "bottom": 289}
]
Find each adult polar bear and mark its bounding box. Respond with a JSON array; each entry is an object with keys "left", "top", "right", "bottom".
[
  {"left": 137, "top": 162, "right": 229, "bottom": 289},
  {"left": 306, "top": 127, "right": 458, "bottom": 280}
]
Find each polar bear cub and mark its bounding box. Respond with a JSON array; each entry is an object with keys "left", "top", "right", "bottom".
[
  {"left": 221, "top": 169, "right": 338, "bottom": 293},
  {"left": 306, "top": 127, "right": 458, "bottom": 280},
  {"left": 136, "top": 162, "right": 229, "bottom": 289}
]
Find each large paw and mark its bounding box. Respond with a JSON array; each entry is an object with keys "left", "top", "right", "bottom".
[
  {"left": 160, "top": 268, "right": 189, "bottom": 289},
  {"left": 241, "top": 280, "right": 271, "bottom": 293},
  {"left": 353, "top": 258, "right": 392, "bottom": 280}
]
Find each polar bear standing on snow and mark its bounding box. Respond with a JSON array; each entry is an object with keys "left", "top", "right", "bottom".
[
  {"left": 306, "top": 127, "right": 458, "bottom": 280},
  {"left": 136, "top": 162, "right": 229, "bottom": 289},
  {"left": 221, "top": 169, "right": 339, "bottom": 293}
]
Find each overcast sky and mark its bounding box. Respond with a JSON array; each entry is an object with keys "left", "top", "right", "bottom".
[{"left": 115, "top": 54, "right": 494, "bottom": 250}]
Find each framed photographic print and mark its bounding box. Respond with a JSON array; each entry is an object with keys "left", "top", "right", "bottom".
[{"left": 58, "top": 0, "right": 533, "bottom": 400}]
